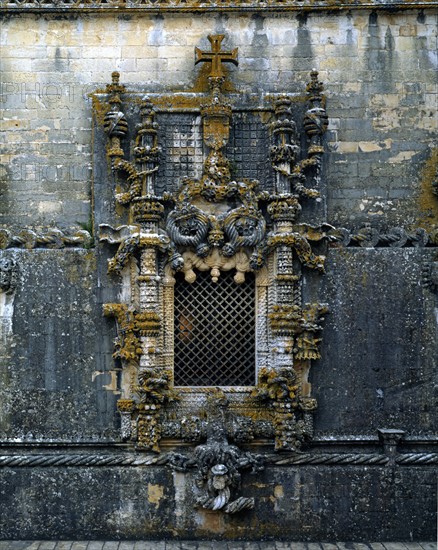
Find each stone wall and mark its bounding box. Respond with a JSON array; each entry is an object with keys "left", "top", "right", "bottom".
[
  {"left": 0, "top": 465, "right": 435, "bottom": 540},
  {"left": 1, "top": 5, "right": 437, "bottom": 542},
  {"left": 1, "top": 11, "right": 437, "bottom": 230}
]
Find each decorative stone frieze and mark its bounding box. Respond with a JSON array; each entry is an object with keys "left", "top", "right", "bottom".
[
  {"left": 327, "top": 225, "right": 434, "bottom": 248},
  {"left": 0, "top": 228, "right": 93, "bottom": 250},
  {"left": 2, "top": 0, "right": 435, "bottom": 12}
]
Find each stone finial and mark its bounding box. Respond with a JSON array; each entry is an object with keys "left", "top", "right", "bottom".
[{"left": 195, "top": 34, "right": 238, "bottom": 79}]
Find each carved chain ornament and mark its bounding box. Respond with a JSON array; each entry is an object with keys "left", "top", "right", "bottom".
[{"left": 98, "top": 35, "right": 329, "bottom": 513}]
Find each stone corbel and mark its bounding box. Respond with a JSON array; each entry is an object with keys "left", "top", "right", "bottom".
[
  {"left": 102, "top": 232, "right": 170, "bottom": 275},
  {"left": 166, "top": 390, "right": 264, "bottom": 512},
  {"left": 378, "top": 429, "right": 405, "bottom": 464}
]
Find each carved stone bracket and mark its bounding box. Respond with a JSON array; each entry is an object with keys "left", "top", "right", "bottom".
[{"left": 378, "top": 428, "right": 406, "bottom": 463}]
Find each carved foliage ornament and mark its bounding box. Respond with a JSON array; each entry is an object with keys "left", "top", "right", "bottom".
[
  {"left": 167, "top": 390, "right": 264, "bottom": 513},
  {"left": 98, "top": 35, "right": 329, "bottom": 511},
  {"left": 0, "top": 257, "right": 19, "bottom": 295}
]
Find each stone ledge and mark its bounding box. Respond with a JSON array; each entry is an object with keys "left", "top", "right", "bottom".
[
  {"left": 0, "top": 542, "right": 436, "bottom": 550},
  {"left": 1, "top": 0, "right": 437, "bottom": 13}
]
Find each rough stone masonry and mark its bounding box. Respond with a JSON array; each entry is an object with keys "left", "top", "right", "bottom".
[{"left": 0, "top": 0, "right": 437, "bottom": 542}]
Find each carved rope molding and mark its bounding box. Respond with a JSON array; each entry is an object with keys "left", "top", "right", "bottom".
[
  {"left": 1, "top": 0, "right": 437, "bottom": 12},
  {"left": 0, "top": 225, "right": 436, "bottom": 250},
  {"left": 0, "top": 227, "right": 93, "bottom": 249},
  {"left": 0, "top": 452, "right": 437, "bottom": 467}
]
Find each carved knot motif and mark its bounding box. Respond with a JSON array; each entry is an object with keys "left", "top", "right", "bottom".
[
  {"left": 165, "top": 54, "right": 271, "bottom": 282},
  {"left": 167, "top": 190, "right": 267, "bottom": 278}
]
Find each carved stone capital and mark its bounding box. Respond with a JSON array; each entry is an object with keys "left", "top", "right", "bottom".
[
  {"left": 132, "top": 197, "right": 165, "bottom": 223},
  {"left": 267, "top": 196, "right": 302, "bottom": 223},
  {"left": 117, "top": 399, "right": 135, "bottom": 413}
]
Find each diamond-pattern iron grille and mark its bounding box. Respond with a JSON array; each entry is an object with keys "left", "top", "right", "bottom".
[{"left": 174, "top": 271, "right": 256, "bottom": 387}]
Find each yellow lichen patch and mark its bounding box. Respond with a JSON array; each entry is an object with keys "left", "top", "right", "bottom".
[
  {"left": 243, "top": 408, "right": 273, "bottom": 422},
  {"left": 274, "top": 485, "right": 284, "bottom": 498},
  {"left": 91, "top": 95, "right": 111, "bottom": 126},
  {"left": 152, "top": 94, "right": 205, "bottom": 111},
  {"left": 117, "top": 399, "right": 135, "bottom": 413},
  {"left": 417, "top": 147, "right": 438, "bottom": 230},
  {"left": 268, "top": 305, "right": 302, "bottom": 334},
  {"left": 135, "top": 311, "right": 161, "bottom": 336},
  {"left": 147, "top": 484, "right": 164, "bottom": 508},
  {"left": 251, "top": 482, "right": 269, "bottom": 488}
]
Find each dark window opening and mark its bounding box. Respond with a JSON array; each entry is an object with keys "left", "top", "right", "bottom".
[{"left": 174, "top": 270, "right": 256, "bottom": 386}]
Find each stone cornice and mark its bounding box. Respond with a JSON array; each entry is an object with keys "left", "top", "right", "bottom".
[{"left": 1, "top": 0, "right": 437, "bottom": 14}]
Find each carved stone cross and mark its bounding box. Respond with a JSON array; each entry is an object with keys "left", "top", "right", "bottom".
[{"left": 195, "top": 34, "right": 238, "bottom": 78}]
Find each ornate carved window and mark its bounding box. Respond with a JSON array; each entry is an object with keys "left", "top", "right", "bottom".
[{"left": 97, "top": 34, "right": 329, "bottom": 514}]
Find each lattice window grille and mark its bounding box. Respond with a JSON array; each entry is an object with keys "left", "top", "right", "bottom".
[
  {"left": 156, "top": 114, "right": 204, "bottom": 194},
  {"left": 173, "top": 270, "right": 256, "bottom": 387}
]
